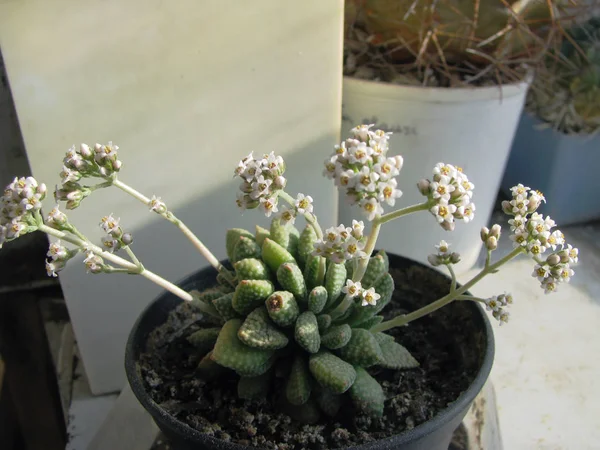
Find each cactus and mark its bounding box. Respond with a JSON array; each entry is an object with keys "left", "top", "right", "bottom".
[
  {"left": 344, "top": 0, "right": 580, "bottom": 86},
  {"left": 527, "top": 16, "right": 600, "bottom": 134},
  {"left": 186, "top": 216, "right": 419, "bottom": 420}
]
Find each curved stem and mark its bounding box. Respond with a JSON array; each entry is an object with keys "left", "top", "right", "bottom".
[
  {"left": 375, "top": 202, "right": 430, "bottom": 225},
  {"left": 329, "top": 294, "right": 353, "bottom": 319},
  {"left": 124, "top": 246, "right": 143, "bottom": 270},
  {"left": 446, "top": 264, "right": 457, "bottom": 292},
  {"left": 352, "top": 219, "right": 381, "bottom": 282},
  {"left": 278, "top": 191, "right": 323, "bottom": 238},
  {"left": 372, "top": 246, "right": 524, "bottom": 332}
]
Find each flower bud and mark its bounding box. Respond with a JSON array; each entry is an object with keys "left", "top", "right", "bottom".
[
  {"left": 417, "top": 179, "right": 431, "bottom": 196},
  {"left": 80, "top": 143, "right": 92, "bottom": 158},
  {"left": 501, "top": 200, "right": 512, "bottom": 214},
  {"left": 427, "top": 254, "right": 441, "bottom": 266},
  {"left": 393, "top": 155, "right": 404, "bottom": 170},
  {"left": 485, "top": 236, "right": 498, "bottom": 250},
  {"left": 121, "top": 233, "right": 133, "bottom": 246},
  {"left": 273, "top": 175, "right": 287, "bottom": 189},
  {"left": 440, "top": 221, "right": 455, "bottom": 232},
  {"left": 450, "top": 252, "right": 461, "bottom": 264},
  {"left": 557, "top": 250, "right": 570, "bottom": 264},
  {"left": 528, "top": 197, "right": 540, "bottom": 213},
  {"left": 546, "top": 254, "right": 561, "bottom": 266},
  {"left": 94, "top": 143, "right": 103, "bottom": 151},
  {"left": 490, "top": 224, "right": 501, "bottom": 239},
  {"left": 112, "top": 160, "right": 122, "bottom": 171},
  {"left": 480, "top": 226, "right": 490, "bottom": 242}
]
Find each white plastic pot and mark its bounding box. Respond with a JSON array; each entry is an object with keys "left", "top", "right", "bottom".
[{"left": 341, "top": 76, "right": 531, "bottom": 273}]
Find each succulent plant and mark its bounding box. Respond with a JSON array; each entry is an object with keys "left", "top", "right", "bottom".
[
  {"left": 187, "top": 216, "right": 418, "bottom": 422},
  {"left": 527, "top": 16, "right": 600, "bottom": 134},
  {"left": 344, "top": 0, "right": 585, "bottom": 86}
]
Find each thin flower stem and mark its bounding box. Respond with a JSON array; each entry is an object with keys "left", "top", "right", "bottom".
[
  {"left": 352, "top": 219, "right": 382, "bottom": 282},
  {"left": 38, "top": 224, "right": 193, "bottom": 302},
  {"left": 124, "top": 246, "right": 143, "bottom": 269},
  {"left": 446, "top": 264, "right": 457, "bottom": 292},
  {"left": 455, "top": 294, "right": 488, "bottom": 304},
  {"left": 485, "top": 250, "right": 492, "bottom": 269},
  {"left": 329, "top": 294, "right": 353, "bottom": 319},
  {"left": 372, "top": 247, "right": 524, "bottom": 332},
  {"left": 375, "top": 202, "right": 430, "bottom": 225},
  {"left": 111, "top": 178, "right": 235, "bottom": 285},
  {"left": 87, "top": 181, "right": 113, "bottom": 192}
]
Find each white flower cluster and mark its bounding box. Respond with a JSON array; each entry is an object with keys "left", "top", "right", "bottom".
[
  {"left": 484, "top": 293, "right": 513, "bottom": 326},
  {"left": 341, "top": 279, "right": 381, "bottom": 307},
  {"left": 234, "top": 152, "right": 287, "bottom": 217},
  {"left": 312, "top": 220, "right": 366, "bottom": 263},
  {"left": 280, "top": 194, "right": 314, "bottom": 225},
  {"left": 45, "top": 240, "right": 76, "bottom": 277},
  {"left": 427, "top": 240, "right": 461, "bottom": 266},
  {"left": 56, "top": 142, "right": 122, "bottom": 209},
  {"left": 418, "top": 163, "right": 475, "bottom": 231},
  {"left": 0, "top": 177, "right": 47, "bottom": 248},
  {"left": 503, "top": 184, "right": 578, "bottom": 294},
  {"left": 83, "top": 251, "right": 104, "bottom": 274},
  {"left": 323, "top": 124, "right": 403, "bottom": 221},
  {"left": 99, "top": 214, "right": 133, "bottom": 253}
]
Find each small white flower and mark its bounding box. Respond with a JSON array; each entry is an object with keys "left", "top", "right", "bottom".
[
  {"left": 510, "top": 184, "right": 530, "bottom": 198},
  {"left": 509, "top": 229, "right": 529, "bottom": 248},
  {"left": 60, "top": 165, "right": 81, "bottom": 184},
  {"left": 6, "top": 219, "right": 26, "bottom": 239},
  {"left": 324, "top": 227, "right": 342, "bottom": 245},
  {"left": 101, "top": 236, "right": 120, "bottom": 253},
  {"left": 526, "top": 239, "right": 545, "bottom": 257},
  {"left": 372, "top": 158, "right": 400, "bottom": 181},
  {"left": 565, "top": 244, "right": 579, "bottom": 264},
  {"left": 47, "top": 240, "right": 69, "bottom": 261},
  {"left": 435, "top": 240, "right": 450, "bottom": 255},
  {"left": 341, "top": 280, "right": 363, "bottom": 298},
  {"left": 485, "top": 296, "right": 501, "bottom": 312},
  {"left": 45, "top": 259, "right": 64, "bottom": 277},
  {"left": 355, "top": 166, "right": 379, "bottom": 193},
  {"left": 295, "top": 193, "right": 314, "bottom": 214},
  {"left": 359, "top": 197, "right": 383, "bottom": 221},
  {"left": 455, "top": 203, "right": 476, "bottom": 223},
  {"left": 149, "top": 195, "right": 167, "bottom": 214},
  {"left": 493, "top": 310, "right": 510, "bottom": 326},
  {"left": 280, "top": 208, "right": 297, "bottom": 225},
  {"left": 351, "top": 220, "right": 364, "bottom": 239},
  {"left": 430, "top": 203, "right": 457, "bottom": 224},
  {"left": 234, "top": 152, "right": 254, "bottom": 177},
  {"left": 250, "top": 175, "right": 272, "bottom": 200},
  {"left": 509, "top": 197, "right": 529, "bottom": 215},
  {"left": 259, "top": 197, "right": 278, "bottom": 217},
  {"left": 508, "top": 215, "right": 526, "bottom": 232},
  {"left": 541, "top": 277, "right": 558, "bottom": 294},
  {"left": 433, "top": 163, "right": 457, "bottom": 179},
  {"left": 431, "top": 179, "right": 455, "bottom": 202},
  {"left": 100, "top": 214, "right": 120, "bottom": 235},
  {"left": 545, "top": 230, "right": 565, "bottom": 250},
  {"left": 532, "top": 264, "right": 550, "bottom": 281},
  {"left": 350, "top": 124, "right": 374, "bottom": 142},
  {"left": 379, "top": 179, "right": 402, "bottom": 206},
  {"left": 342, "top": 237, "right": 366, "bottom": 260},
  {"left": 348, "top": 142, "right": 373, "bottom": 165},
  {"left": 336, "top": 169, "right": 356, "bottom": 189},
  {"left": 361, "top": 287, "right": 380, "bottom": 307}
]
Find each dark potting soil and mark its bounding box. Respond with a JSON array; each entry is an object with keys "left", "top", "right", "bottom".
[{"left": 138, "top": 265, "right": 484, "bottom": 450}]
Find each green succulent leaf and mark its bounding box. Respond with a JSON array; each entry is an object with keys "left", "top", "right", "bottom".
[
  {"left": 355, "top": 315, "right": 384, "bottom": 330},
  {"left": 187, "top": 327, "right": 221, "bottom": 354},
  {"left": 314, "top": 385, "right": 342, "bottom": 417},
  {"left": 339, "top": 328, "right": 384, "bottom": 368},
  {"left": 295, "top": 311, "right": 321, "bottom": 354},
  {"left": 234, "top": 258, "right": 271, "bottom": 281},
  {"left": 211, "top": 292, "right": 239, "bottom": 321},
  {"left": 286, "top": 355, "right": 312, "bottom": 405},
  {"left": 232, "top": 279, "right": 274, "bottom": 315},
  {"left": 255, "top": 225, "right": 271, "bottom": 247},
  {"left": 266, "top": 291, "right": 299, "bottom": 327},
  {"left": 361, "top": 252, "right": 388, "bottom": 289},
  {"left": 238, "top": 371, "right": 272, "bottom": 400},
  {"left": 226, "top": 228, "right": 254, "bottom": 262},
  {"left": 277, "top": 262, "right": 307, "bottom": 302},
  {"left": 374, "top": 333, "right": 419, "bottom": 369},
  {"left": 325, "top": 262, "right": 347, "bottom": 309},
  {"left": 196, "top": 351, "right": 225, "bottom": 380},
  {"left": 232, "top": 236, "right": 261, "bottom": 263},
  {"left": 270, "top": 216, "right": 291, "bottom": 249},
  {"left": 321, "top": 324, "right": 352, "bottom": 350},
  {"left": 304, "top": 254, "right": 326, "bottom": 290},
  {"left": 261, "top": 238, "right": 296, "bottom": 272},
  {"left": 347, "top": 273, "right": 394, "bottom": 327},
  {"left": 309, "top": 351, "right": 356, "bottom": 394},
  {"left": 212, "top": 319, "right": 274, "bottom": 377},
  {"left": 317, "top": 314, "right": 332, "bottom": 332},
  {"left": 298, "top": 225, "right": 318, "bottom": 269},
  {"left": 238, "top": 307, "right": 289, "bottom": 350},
  {"left": 349, "top": 367, "right": 385, "bottom": 418},
  {"left": 308, "top": 286, "right": 328, "bottom": 314}
]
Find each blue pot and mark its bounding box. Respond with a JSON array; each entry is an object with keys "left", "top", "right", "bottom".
[{"left": 501, "top": 113, "right": 600, "bottom": 225}]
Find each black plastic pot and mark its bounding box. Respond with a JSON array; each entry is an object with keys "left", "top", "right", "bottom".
[{"left": 126, "top": 253, "right": 494, "bottom": 450}]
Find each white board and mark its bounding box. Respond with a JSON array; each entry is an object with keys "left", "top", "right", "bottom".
[{"left": 0, "top": 0, "right": 343, "bottom": 394}]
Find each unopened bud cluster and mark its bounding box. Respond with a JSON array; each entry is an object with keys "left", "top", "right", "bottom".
[
  {"left": 100, "top": 214, "right": 133, "bottom": 253},
  {"left": 313, "top": 220, "right": 366, "bottom": 263},
  {"left": 480, "top": 224, "right": 502, "bottom": 250},
  {"left": 56, "top": 143, "right": 122, "bottom": 209},
  {"left": 484, "top": 293, "right": 513, "bottom": 326},
  {"left": 418, "top": 163, "right": 476, "bottom": 231},
  {"left": 234, "top": 152, "right": 287, "bottom": 217},
  {"left": 0, "top": 177, "right": 47, "bottom": 248},
  {"left": 323, "top": 124, "right": 403, "bottom": 221},
  {"left": 45, "top": 240, "right": 78, "bottom": 277},
  {"left": 427, "top": 240, "right": 461, "bottom": 266}
]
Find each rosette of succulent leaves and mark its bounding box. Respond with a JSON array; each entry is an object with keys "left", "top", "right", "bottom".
[
  {"left": 528, "top": 16, "right": 600, "bottom": 135},
  {"left": 0, "top": 125, "right": 579, "bottom": 423}
]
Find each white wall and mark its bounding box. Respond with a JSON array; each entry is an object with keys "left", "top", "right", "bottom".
[{"left": 0, "top": 0, "right": 344, "bottom": 394}]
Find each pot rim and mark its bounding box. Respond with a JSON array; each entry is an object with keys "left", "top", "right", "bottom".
[
  {"left": 343, "top": 73, "right": 533, "bottom": 104},
  {"left": 125, "top": 254, "right": 495, "bottom": 450}
]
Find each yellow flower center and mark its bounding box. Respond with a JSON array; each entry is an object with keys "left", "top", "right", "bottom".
[{"left": 438, "top": 206, "right": 449, "bottom": 217}]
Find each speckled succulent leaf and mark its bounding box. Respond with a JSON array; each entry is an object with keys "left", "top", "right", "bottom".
[
  {"left": 304, "top": 254, "right": 325, "bottom": 290},
  {"left": 255, "top": 225, "right": 271, "bottom": 247},
  {"left": 298, "top": 225, "right": 317, "bottom": 269},
  {"left": 266, "top": 291, "right": 299, "bottom": 328},
  {"left": 308, "top": 286, "right": 328, "bottom": 314},
  {"left": 189, "top": 290, "right": 222, "bottom": 318},
  {"left": 187, "top": 327, "right": 221, "bottom": 354},
  {"left": 216, "top": 274, "right": 235, "bottom": 292},
  {"left": 232, "top": 279, "right": 274, "bottom": 315},
  {"left": 295, "top": 311, "right": 321, "bottom": 354},
  {"left": 331, "top": 308, "right": 353, "bottom": 325},
  {"left": 261, "top": 238, "right": 296, "bottom": 273},
  {"left": 270, "top": 215, "right": 291, "bottom": 249},
  {"left": 238, "top": 307, "right": 289, "bottom": 350},
  {"left": 287, "top": 226, "right": 300, "bottom": 259},
  {"left": 324, "top": 262, "right": 347, "bottom": 309},
  {"left": 226, "top": 228, "right": 254, "bottom": 261},
  {"left": 196, "top": 351, "right": 225, "bottom": 380},
  {"left": 373, "top": 272, "right": 394, "bottom": 311},
  {"left": 286, "top": 355, "right": 312, "bottom": 405},
  {"left": 211, "top": 292, "right": 239, "bottom": 321},
  {"left": 315, "top": 385, "right": 342, "bottom": 417},
  {"left": 321, "top": 324, "right": 352, "bottom": 350},
  {"left": 354, "top": 315, "right": 384, "bottom": 330},
  {"left": 212, "top": 319, "right": 274, "bottom": 377},
  {"left": 277, "top": 262, "right": 307, "bottom": 301},
  {"left": 349, "top": 367, "right": 385, "bottom": 418},
  {"left": 374, "top": 333, "right": 419, "bottom": 369},
  {"left": 234, "top": 258, "right": 271, "bottom": 281},
  {"left": 237, "top": 371, "right": 271, "bottom": 400},
  {"left": 339, "top": 328, "right": 384, "bottom": 368},
  {"left": 281, "top": 398, "right": 321, "bottom": 424},
  {"left": 317, "top": 314, "right": 332, "bottom": 332},
  {"left": 309, "top": 351, "right": 356, "bottom": 394},
  {"left": 190, "top": 287, "right": 223, "bottom": 304},
  {"left": 232, "top": 235, "right": 261, "bottom": 263},
  {"left": 345, "top": 259, "right": 355, "bottom": 280},
  {"left": 361, "top": 253, "right": 387, "bottom": 289}
]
